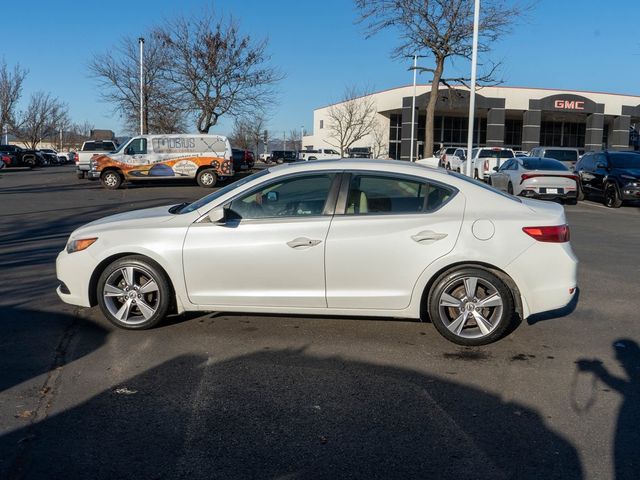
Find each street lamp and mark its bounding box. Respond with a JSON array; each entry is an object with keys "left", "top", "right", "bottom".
[
  {"left": 465, "top": 0, "right": 480, "bottom": 177},
  {"left": 139, "top": 37, "right": 144, "bottom": 135},
  {"left": 409, "top": 55, "right": 418, "bottom": 162},
  {"left": 300, "top": 125, "right": 305, "bottom": 150}
]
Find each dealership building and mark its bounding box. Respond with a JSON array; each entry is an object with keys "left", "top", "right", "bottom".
[{"left": 302, "top": 85, "right": 640, "bottom": 159}]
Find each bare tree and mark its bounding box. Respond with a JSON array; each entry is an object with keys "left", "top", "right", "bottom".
[
  {"left": 15, "top": 92, "right": 68, "bottom": 149},
  {"left": 0, "top": 59, "right": 28, "bottom": 134},
  {"left": 156, "top": 9, "right": 283, "bottom": 133},
  {"left": 89, "top": 34, "right": 186, "bottom": 134},
  {"left": 229, "top": 117, "right": 252, "bottom": 150},
  {"left": 287, "top": 129, "right": 302, "bottom": 152},
  {"left": 371, "top": 119, "right": 388, "bottom": 159},
  {"left": 326, "top": 86, "right": 377, "bottom": 156},
  {"left": 355, "top": 0, "right": 527, "bottom": 158}
]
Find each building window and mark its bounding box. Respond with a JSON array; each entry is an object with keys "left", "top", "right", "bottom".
[
  {"left": 504, "top": 119, "right": 523, "bottom": 149},
  {"left": 388, "top": 113, "right": 402, "bottom": 159},
  {"left": 319, "top": 120, "right": 324, "bottom": 129},
  {"left": 433, "top": 116, "right": 486, "bottom": 148},
  {"left": 540, "top": 121, "right": 585, "bottom": 148}
]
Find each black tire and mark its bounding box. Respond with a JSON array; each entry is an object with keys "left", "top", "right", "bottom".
[
  {"left": 604, "top": 182, "right": 622, "bottom": 208},
  {"left": 507, "top": 182, "right": 514, "bottom": 195},
  {"left": 487, "top": 177, "right": 492, "bottom": 186},
  {"left": 473, "top": 169, "right": 479, "bottom": 180},
  {"left": 97, "top": 256, "right": 171, "bottom": 330},
  {"left": 276, "top": 157, "right": 284, "bottom": 164},
  {"left": 101, "top": 170, "right": 123, "bottom": 190},
  {"left": 564, "top": 198, "right": 578, "bottom": 206},
  {"left": 428, "top": 267, "right": 515, "bottom": 346},
  {"left": 576, "top": 180, "right": 585, "bottom": 201},
  {"left": 77, "top": 171, "right": 85, "bottom": 180},
  {"left": 196, "top": 168, "right": 217, "bottom": 188},
  {"left": 25, "top": 157, "right": 36, "bottom": 169},
  {"left": 445, "top": 162, "right": 451, "bottom": 170}
]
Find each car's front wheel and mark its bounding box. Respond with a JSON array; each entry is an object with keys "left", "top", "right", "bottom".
[
  {"left": 101, "top": 170, "right": 122, "bottom": 189},
  {"left": 97, "top": 256, "right": 171, "bottom": 329},
  {"left": 428, "top": 268, "right": 514, "bottom": 346},
  {"left": 604, "top": 182, "right": 622, "bottom": 208}
]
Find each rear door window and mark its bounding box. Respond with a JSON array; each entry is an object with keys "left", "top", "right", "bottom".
[{"left": 345, "top": 174, "right": 453, "bottom": 215}]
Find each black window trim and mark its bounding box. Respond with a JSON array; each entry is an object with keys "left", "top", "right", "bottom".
[
  {"left": 334, "top": 170, "right": 458, "bottom": 216},
  {"left": 222, "top": 170, "right": 344, "bottom": 222}
]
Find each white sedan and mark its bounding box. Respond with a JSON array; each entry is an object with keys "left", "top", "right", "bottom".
[
  {"left": 56, "top": 159, "right": 578, "bottom": 345},
  {"left": 488, "top": 157, "right": 578, "bottom": 203}
]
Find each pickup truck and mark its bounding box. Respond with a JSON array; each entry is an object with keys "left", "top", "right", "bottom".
[
  {"left": 461, "top": 147, "right": 515, "bottom": 181},
  {"left": 76, "top": 140, "right": 118, "bottom": 179},
  {"left": 298, "top": 148, "right": 341, "bottom": 161}
]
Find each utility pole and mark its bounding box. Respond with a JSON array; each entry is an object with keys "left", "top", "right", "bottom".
[
  {"left": 300, "top": 126, "right": 304, "bottom": 150},
  {"left": 409, "top": 55, "right": 417, "bottom": 162},
  {"left": 465, "top": 0, "right": 480, "bottom": 177},
  {"left": 283, "top": 130, "right": 286, "bottom": 151},
  {"left": 139, "top": 37, "right": 145, "bottom": 135}
]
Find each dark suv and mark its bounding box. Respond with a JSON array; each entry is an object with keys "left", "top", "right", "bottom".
[
  {"left": 231, "top": 148, "right": 255, "bottom": 172},
  {"left": 575, "top": 151, "right": 640, "bottom": 207}
]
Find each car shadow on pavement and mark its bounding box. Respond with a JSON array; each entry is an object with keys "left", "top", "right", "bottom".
[
  {"left": 0, "top": 305, "right": 108, "bottom": 393},
  {"left": 0, "top": 348, "right": 583, "bottom": 480},
  {"left": 576, "top": 339, "right": 640, "bottom": 480}
]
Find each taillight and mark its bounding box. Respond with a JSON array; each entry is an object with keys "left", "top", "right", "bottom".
[
  {"left": 521, "top": 173, "right": 579, "bottom": 184},
  {"left": 522, "top": 225, "right": 570, "bottom": 243},
  {"left": 483, "top": 160, "right": 488, "bottom": 171}
]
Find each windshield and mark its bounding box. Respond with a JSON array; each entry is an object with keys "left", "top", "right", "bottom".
[
  {"left": 522, "top": 158, "right": 568, "bottom": 171},
  {"left": 610, "top": 153, "right": 640, "bottom": 170},
  {"left": 447, "top": 170, "right": 522, "bottom": 203},
  {"left": 544, "top": 150, "right": 578, "bottom": 163},
  {"left": 478, "top": 149, "right": 514, "bottom": 159},
  {"left": 177, "top": 169, "right": 270, "bottom": 214}
]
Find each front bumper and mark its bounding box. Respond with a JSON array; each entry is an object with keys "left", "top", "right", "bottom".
[
  {"left": 88, "top": 170, "right": 100, "bottom": 180},
  {"left": 56, "top": 249, "right": 95, "bottom": 308},
  {"left": 622, "top": 182, "right": 640, "bottom": 200}
]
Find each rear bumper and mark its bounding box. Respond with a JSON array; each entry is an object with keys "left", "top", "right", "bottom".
[
  {"left": 519, "top": 190, "right": 577, "bottom": 200},
  {"left": 506, "top": 242, "right": 578, "bottom": 317}
]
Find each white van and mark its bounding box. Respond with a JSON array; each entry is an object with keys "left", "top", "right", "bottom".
[{"left": 88, "top": 134, "right": 233, "bottom": 189}]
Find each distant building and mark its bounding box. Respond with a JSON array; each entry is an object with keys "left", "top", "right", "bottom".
[{"left": 303, "top": 85, "right": 640, "bottom": 158}]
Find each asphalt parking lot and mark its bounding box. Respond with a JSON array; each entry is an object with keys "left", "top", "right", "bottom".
[{"left": 1, "top": 166, "right": 639, "bottom": 480}]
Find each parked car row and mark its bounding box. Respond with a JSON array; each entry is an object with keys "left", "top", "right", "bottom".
[
  {"left": 0, "top": 144, "right": 76, "bottom": 169},
  {"left": 431, "top": 144, "right": 639, "bottom": 208}
]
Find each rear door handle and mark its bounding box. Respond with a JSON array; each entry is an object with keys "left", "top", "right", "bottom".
[
  {"left": 411, "top": 231, "right": 448, "bottom": 243},
  {"left": 287, "top": 237, "right": 322, "bottom": 249}
]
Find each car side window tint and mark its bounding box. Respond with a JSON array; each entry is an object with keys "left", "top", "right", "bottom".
[
  {"left": 346, "top": 174, "right": 452, "bottom": 215},
  {"left": 229, "top": 173, "right": 335, "bottom": 220}
]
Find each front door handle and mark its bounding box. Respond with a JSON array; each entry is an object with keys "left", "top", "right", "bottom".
[
  {"left": 287, "top": 237, "right": 322, "bottom": 249},
  {"left": 411, "top": 230, "right": 448, "bottom": 243}
]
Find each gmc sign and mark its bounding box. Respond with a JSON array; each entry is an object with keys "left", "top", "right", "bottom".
[{"left": 554, "top": 100, "right": 585, "bottom": 110}]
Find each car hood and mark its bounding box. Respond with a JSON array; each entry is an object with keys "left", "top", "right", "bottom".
[{"left": 71, "top": 205, "right": 178, "bottom": 236}]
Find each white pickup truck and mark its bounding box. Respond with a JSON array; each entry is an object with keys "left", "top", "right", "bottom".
[
  {"left": 298, "top": 148, "right": 341, "bottom": 161},
  {"left": 76, "top": 140, "right": 118, "bottom": 179}
]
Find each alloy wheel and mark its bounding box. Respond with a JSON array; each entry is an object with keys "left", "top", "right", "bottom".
[
  {"left": 437, "top": 276, "right": 504, "bottom": 339},
  {"left": 102, "top": 265, "right": 160, "bottom": 326}
]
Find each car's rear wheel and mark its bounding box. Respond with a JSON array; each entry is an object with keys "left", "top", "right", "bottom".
[
  {"left": 101, "top": 170, "right": 122, "bottom": 189},
  {"left": 197, "top": 168, "right": 217, "bottom": 188},
  {"left": 77, "top": 171, "right": 85, "bottom": 179},
  {"left": 507, "top": 182, "right": 514, "bottom": 195},
  {"left": 97, "top": 256, "right": 171, "bottom": 330},
  {"left": 428, "top": 268, "right": 514, "bottom": 346},
  {"left": 604, "top": 182, "right": 622, "bottom": 208}
]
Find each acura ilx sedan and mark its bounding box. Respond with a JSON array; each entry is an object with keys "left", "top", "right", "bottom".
[{"left": 56, "top": 159, "right": 578, "bottom": 345}]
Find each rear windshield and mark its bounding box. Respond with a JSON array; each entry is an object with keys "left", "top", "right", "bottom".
[
  {"left": 447, "top": 171, "right": 521, "bottom": 203},
  {"left": 609, "top": 153, "right": 640, "bottom": 169},
  {"left": 478, "top": 149, "right": 514, "bottom": 159},
  {"left": 445, "top": 148, "right": 457, "bottom": 154},
  {"left": 522, "top": 158, "right": 569, "bottom": 171},
  {"left": 543, "top": 150, "right": 578, "bottom": 163}
]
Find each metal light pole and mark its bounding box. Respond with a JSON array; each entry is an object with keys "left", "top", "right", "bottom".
[
  {"left": 300, "top": 126, "right": 304, "bottom": 150},
  {"left": 3, "top": 124, "right": 8, "bottom": 145},
  {"left": 465, "top": 0, "right": 480, "bottom": 177},
  {"left": 139, "top": 37, "right": 145, "bottom": 135},
  {"left": 409, "top": 55, "right": 418, "bottom": 162},
  {"left": 283, "top": 130, "right": 286, "bottom": 151}
]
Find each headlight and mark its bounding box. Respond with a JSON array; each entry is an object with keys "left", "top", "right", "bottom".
[{"left": 66, "top": 237, "right": 98, "bottom": 254}]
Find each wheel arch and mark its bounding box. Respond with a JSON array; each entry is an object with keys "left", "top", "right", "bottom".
[
  {"left": 88, "top": 252, "right": 178, "bottom": 313},
  {"left": 419, "top": 261, "right": 524, "bottom": 322}
]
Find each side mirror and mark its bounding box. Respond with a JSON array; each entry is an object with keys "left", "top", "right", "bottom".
[
  {"left": 207, "top": 207, "right": 226, "bottom": 224},
  {"left": 266, "top": 191, "right": 279, "bottom": 202},
  {"left": 595, "top": 162, "right": 608, "bottom": 169},
  {"left": 125, "top": 146, "right": 134, "bottom": 155},
  {"left": 493, "top": 166, "right": 499, "bottom": 172}
]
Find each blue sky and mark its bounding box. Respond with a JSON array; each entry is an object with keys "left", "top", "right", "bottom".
[{"left": 2, "top": 0, "right": 639, "bottom": 138}]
